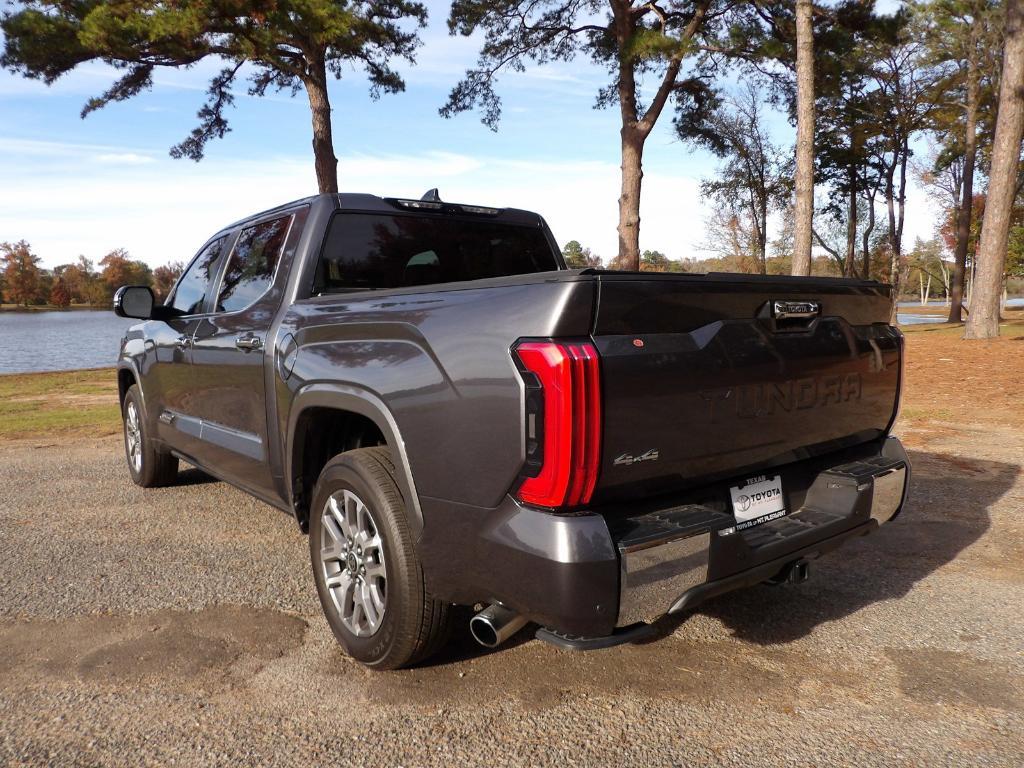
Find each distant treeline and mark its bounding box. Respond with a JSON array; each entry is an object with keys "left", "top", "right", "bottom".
[{"left": 0, "top": 241, "right": 183, "bottom": 309}]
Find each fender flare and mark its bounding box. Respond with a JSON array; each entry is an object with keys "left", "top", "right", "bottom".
[
  {"left": 285, "top": 383, "right": 424, "bottom": 537},
  {"left": 116, "top": 360, "right": 144, "bottom": 417}
]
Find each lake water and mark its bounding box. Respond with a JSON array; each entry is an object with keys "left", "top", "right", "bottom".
[
  {"left": 896, "top": 297, "right": 1024, "bottom": 325},
  {"left": 1, "top": 298, "right": 1021, "bottom": 374},
  {"left": 0, "top": 311, "right": 135, "bottom": 374}
]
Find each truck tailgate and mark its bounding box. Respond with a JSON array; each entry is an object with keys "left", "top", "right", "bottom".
[{"left": 590, "top": 273, "right": 901, "bottom": 502}]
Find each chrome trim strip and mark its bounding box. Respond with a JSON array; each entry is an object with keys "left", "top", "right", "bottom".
[{"left": 161, "top": 410, "right": 264, "bottom": 461}]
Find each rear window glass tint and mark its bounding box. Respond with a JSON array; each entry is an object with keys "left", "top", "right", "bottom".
[{"left": 315, "top": 213, "right": 557, "bottom": 293}]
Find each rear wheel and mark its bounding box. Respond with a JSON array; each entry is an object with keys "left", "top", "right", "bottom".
[
  {"left": 122, "top": 385, "right": 178, "bottom": 487},
  {"left": 309, "top": 447, "right": 451, "bottom": 669}
]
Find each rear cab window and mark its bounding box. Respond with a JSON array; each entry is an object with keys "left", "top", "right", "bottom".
[
  {"left": 216, "top": 216, "right": 291, "bottom": 313},
  {"left": 314, "top": 213, "right": 558, "bottom": 294}
]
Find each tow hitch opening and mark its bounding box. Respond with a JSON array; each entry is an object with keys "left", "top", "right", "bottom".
[{"left": 767, "top": 559, "right": 810, "bottom": 586}]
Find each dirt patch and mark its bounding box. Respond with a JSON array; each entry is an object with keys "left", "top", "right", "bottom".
[
  {"left": 901, "top": 326, "right": 1024, "bottom": 428},
  {"left": 888, "top": 648, "right": 1024, "bottom": 711},
  {"left": 352, "top": 636, "right": 867, "bottom": 712},
  {"left": 8, "top": 392, "right": 117, "bottom": 407},
  {"left": 0, "top": 607, "right": 307, "bottom": 687}
]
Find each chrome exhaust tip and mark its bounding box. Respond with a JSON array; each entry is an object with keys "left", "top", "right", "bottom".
[{"left": 469, "top": 603, "right": 528, "bottom": 648}]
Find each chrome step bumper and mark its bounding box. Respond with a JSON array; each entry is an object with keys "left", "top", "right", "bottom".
[{"left": 615, "top": 437, "right": 910, "bottom": 627}]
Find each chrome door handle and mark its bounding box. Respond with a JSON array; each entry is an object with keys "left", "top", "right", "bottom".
[
  {"left": 235, "top": 335, "right": 263, "bottom": 352},
  {"left": 174, "top": 336, "right": 192, "bottom": 350}
]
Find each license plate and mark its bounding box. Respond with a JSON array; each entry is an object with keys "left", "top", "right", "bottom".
[{"left": 729, "top": 474, "right": 787, "bottom": 530}]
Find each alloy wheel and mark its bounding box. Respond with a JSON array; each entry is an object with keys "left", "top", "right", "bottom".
[
  {"left": 319, "top": 489, "right": 388, "bottom": 637},
  {"left": 125, "top": 401, "right": 142, "bottom": 473}
]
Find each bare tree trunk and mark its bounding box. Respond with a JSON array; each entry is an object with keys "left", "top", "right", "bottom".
[
  {"left": 792, "top": 0, "right": 815, "bottom": 276},
  {"left": 966, "top": 0, "right": 1024, "bottom": 339},
  {"left": 617, "top": 128, "right": 644, "bottom": 271},
  {"left": 612, "top": 0, "right": 644, "bottom": 272},
  {"left": 884, "top": 167, "right": 899, "bottom": 323},
  {"left": 845, "top": 178, "right": 858, "bottom": 277},
  {"left": 303, "top": 58, "right": 339, "bottom": 194},
  {"left": 890, "top": 142, "right": 909, "bottom": 323},
  {"left": 758, "top": 197, "right": 768, "bottom": 274},
  {"left": 862, "top": 188, "right": 876, "bottom": 279},
  {"left": 949, "top": 54, "right": 980, "bottom": 323}
]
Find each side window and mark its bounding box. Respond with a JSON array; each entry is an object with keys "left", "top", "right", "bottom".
[
  {"left": 216, "top": 216, "right": 291, "bottom": 313},
  {"left": 170, "top": 236, "right": 227, "bottom": 315}
]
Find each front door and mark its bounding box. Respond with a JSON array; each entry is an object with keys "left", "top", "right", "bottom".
[
  {"left": 188, "top": 214, "right": 293, "bottom": 497},
  {"left": 151, "top": 234, "right": 230, "bottom": 457}
]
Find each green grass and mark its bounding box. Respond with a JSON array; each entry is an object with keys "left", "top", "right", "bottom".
[{"left": 0, "top": 368, "right": 121, "bottom": 440}]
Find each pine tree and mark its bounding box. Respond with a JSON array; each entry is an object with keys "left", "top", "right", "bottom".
[{"left": 1, "top": 1, "right": 427, "bottom": 192}]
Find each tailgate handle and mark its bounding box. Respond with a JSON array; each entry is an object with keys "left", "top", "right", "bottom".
[{"left": 773, "top": 300, "right": 820, "bottom": 320}]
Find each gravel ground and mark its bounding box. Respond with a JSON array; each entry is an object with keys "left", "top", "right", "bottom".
[{"left": 0, "top": 421, "right": 1022, "bottom": 767}]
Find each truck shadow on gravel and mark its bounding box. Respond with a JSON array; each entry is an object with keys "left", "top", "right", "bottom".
[
  {"left": 174, "top": 466, "right": 219, "bottom": 487},
  {"left": 648, "top": 449, "right": 1019, "bottom": 646}
]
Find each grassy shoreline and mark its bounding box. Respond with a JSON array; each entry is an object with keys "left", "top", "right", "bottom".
[
  {"left": 0, "top": 303, "right": 108, "bottom": 313},
  {"left": 0, "top": 368, "right": 120, "bottom": 440}
]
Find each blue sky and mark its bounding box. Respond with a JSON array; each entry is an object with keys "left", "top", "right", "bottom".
[{"left": 0, "top": 0, "right": 932, "bottom": 269}]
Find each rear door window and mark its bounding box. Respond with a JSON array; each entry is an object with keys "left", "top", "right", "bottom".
[
  {"left": 170, "top": 236, "right": 227, "bottom": 315},
  {"left": 216, "top": 216, "right": 291, "bottom": 313},
  {"left": 314, "top": 213, "right": 558, "bottom": 293}
]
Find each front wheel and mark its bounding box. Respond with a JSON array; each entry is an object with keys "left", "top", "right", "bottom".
[
  {"left": 309, "top": 447, "right": 450, "bottom": 669},
  {"left": 122, "top": 385, "right": 178, "bottom": 488}
]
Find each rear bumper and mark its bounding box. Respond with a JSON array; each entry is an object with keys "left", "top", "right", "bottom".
[
  {"left": 617, "top": 436, "right": 910, "bottom": 627},
  {"left": 418, "top": 436, "right": 910, "bottom": 640}
]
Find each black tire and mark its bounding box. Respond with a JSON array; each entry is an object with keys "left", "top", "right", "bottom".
[
  {"left": 122, "top": 385, "right": 178, "bottom": 488},
  {"left": 309, "top": 447, "right": 451, "bottom": 669}
]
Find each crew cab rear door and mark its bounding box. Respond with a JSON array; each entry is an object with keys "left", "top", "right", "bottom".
[{"left": 187, "top": 211, "right": 301, "bottom": 497}]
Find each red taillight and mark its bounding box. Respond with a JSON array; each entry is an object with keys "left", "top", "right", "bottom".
[{"left": 513, "top": 340, "right": 601, "bottom": 508}]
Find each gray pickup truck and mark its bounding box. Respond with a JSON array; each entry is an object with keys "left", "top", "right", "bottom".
[{"left": 114, "top": 191, "right": 909, "bottom": 669}]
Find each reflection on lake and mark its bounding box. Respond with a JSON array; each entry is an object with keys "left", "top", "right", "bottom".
[{"left": 0, "top": 311, "right": 135, "bottom": 374}]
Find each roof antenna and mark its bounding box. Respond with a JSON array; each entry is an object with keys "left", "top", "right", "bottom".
[{"left": 421, "top": 188, "right": 442, "bottom": 202}]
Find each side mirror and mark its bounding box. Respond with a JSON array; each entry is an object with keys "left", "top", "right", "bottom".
[{"left": 113, "top": 285, "right": 155, "bottom": 319}]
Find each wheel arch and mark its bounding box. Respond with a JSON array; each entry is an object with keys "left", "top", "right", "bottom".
[
  {"left": 116, "top": 363, "right": 144, "bottom": 416},
  {"left": 286, "top": 384, "right": 424, "bottom": 537}
]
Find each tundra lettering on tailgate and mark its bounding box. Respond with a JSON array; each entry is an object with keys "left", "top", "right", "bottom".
[{"left": 700, "top": 373, "right": 863, "bottom": 424}]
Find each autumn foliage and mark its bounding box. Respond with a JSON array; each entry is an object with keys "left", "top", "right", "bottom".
[{"left": 0, "top": 241, "right": 182, "bottom": 308}]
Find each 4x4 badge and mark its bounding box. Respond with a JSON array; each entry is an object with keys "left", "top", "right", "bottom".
[{"left": 614, "top": 449, "right": 660, "bottom": 467}]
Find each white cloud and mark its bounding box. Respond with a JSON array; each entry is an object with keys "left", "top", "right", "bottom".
[{"left": 95, "top": 152, "right": 156, "bottom": 165}]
